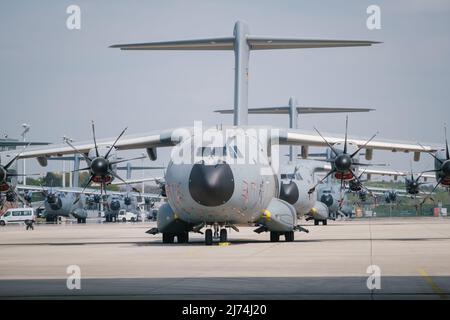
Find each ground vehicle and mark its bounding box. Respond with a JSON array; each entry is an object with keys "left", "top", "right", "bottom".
[
  {"left": 0, "top": 208, "right": 36, "bottom": 226},
  {"left": 118, "top": 210, "right": 138, "bottom": 222}
]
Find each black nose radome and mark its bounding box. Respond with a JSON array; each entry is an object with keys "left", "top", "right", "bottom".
[
  {"left": 279, "top": 181, "right": 299, "bottom": 205},
  {"left": 335, "top": 154, "right": 352, "bottom": 172},
  {"left": 49, "top": 197, "right": 62, "bottom": 210},
  {"left": 442, "top": 160, "right": 450, "bottom": 176},
  {"left": 6, "top": 192, "right": 16, "bottom": 202},
  {"left": 189, "top": 163, "right": 234, "bottom": 207},
  {"left": 320, "top": 194, "right": 334, "bottom": 207},
  {"left": 110, "top": 200, "right": 121, "bottom": 211},
  {"left": 91, "top": 157, "right": 109, "bottom": 176}
]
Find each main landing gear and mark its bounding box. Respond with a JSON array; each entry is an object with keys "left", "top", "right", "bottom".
[
  {"left": 270, "top": 231, "right": 294, "bottom": 242},
  {"left": 314, "top": 219, "right": 327, "bottom": 226},
  {"left": 162, "top": 232, "right": 190, "bottom": 244},
  {"left": 76, "top": 218, "right": 86, "bottom": 224}
]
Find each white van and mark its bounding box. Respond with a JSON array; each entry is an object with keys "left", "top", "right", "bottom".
[
  {"left": 0, "top": 208, "right": 36, "bottom": 226},
  {"left": 118, "top": 209, "right": 138, "bottom": 222}
]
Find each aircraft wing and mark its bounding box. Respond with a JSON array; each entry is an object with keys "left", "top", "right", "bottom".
[
  {"left": 359, "top": 169, "right": 436, "bottom": 181},
  {"left": 110, "top": 177, "right": 164, "bottom": 186},
  {"left": 277, "top": 129, "right": 437, "bottom": 160},
  {"left": 0, "top": 128, "right": 191, "bottom": 161}
]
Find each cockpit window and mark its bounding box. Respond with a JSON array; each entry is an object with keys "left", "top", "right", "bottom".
[
  {"left": 196, "top": 145, "right": 243, "bottom": 159},
  {"left": 281, "top": 174, "right": 295, "bottom": 179}
]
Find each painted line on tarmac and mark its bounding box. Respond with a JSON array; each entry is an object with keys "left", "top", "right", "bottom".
[{"left": 417, "top": 268, "right": 448, "bottom": 300}]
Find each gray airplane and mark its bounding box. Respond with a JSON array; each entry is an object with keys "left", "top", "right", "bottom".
[
  {"left": 215, "top": 96, "right": 372, "bottom": 225},
  {"left": 3, "top": 21, "right": 435, "bottom": 245}
]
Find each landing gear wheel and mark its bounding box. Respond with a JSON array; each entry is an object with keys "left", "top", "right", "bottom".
[
  {"left": 177, "top": 232, "right": 189, "bottom": 243},
  {"left": 270, "top": 232, "right": 280, "bottom": 242},
  {"left": 205, "top": 229, "right": 213, "bottom": 245},
  {"left": 77, "top": 218, "right": 81, "bottom": 224},
  {"left": 162, "top": 233, "right": 175, "bottom": 244},
  {"left": 314, "top": 220, "right": 319, "bottom": 226},
  {"left": 322, "top": 220, "right": 327, "bottom": 226},
  {"left": 220, "top": 228, "right": 228, "bottom": 242},
  {"left": 285, "top": 231, "right": 294, "bottom": 242}
]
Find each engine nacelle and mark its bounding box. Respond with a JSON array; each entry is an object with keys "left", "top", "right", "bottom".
[
  {"left": 157, "top": 202, "right": 190, "bottom": 234},
  {"left": 259, "top": 198, "right": 297, "bottom": 232},
  {"left": 308, "top": 201, "right": 329, "bottom": 221}
]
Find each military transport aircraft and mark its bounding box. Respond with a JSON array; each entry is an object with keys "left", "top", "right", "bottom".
[
  {"left": 215, "top": 97, "right": 372, "bottom": 225},
  {"left": 0, "top": 21, "right": 437, "bottom": 245}
]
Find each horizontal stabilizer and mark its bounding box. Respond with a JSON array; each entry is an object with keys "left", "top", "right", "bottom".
[
  {"left": 247, "top": 37, "right": 380, "bottom": 50},
  {"left": 110, "top": 37, "right": 379, "bottom": 51},
  {"left": 110, "top": 37, "right": 234, "bottom": 50},
  {"left": 215, "top": 106, "right": 374, "bottom": 114}
]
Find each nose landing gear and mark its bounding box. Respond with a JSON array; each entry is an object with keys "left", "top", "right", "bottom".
[{"left": 204, "top": 225, "right": 228, "bottom": 245}]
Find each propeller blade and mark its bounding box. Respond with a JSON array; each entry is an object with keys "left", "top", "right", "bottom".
[
  {"left": 445, "top": 125, "right": 449, "bottom": 160},
  {"left": 104, "top": 127, "right": 128, "bottom": 159},
  {"left": 308, "top": 170, "right": 335, "bottom": 194},
  {"left": 344, "top": 115, "right": 348, "bottom": 154},
  {"left": 350, "top": 131, "right": 379, "bottom": 158},
  {"left": 109, "top": 156, "right": 147, "bottom": 166},
  {"left": 65, "top": 140, "right": 92, "bottom": 164},
  {"left": 4, "top": 143, "right": 31, "bottom": 170},
  {"left": 109, "top": 170, "right": 141, "bottom": 194},
  {"left": 313, "top": 127, "right": 339, "bottom": 157},
  {"left": 420, "top": 178, "right": 442, "bottom": 205},
  {"left": 91, "top": 120, "right": 99, "bottom": 158},
  {"left": 418, "top": 143, "right": 443, "bottom": 164},
  {"left": 73, "top": 175, "right": 95, "bottom": 205}
]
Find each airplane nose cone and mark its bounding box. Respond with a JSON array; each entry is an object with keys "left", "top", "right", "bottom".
[
  {"left": 320, "top": 194, "right": 334, "bottom": 207},
  {"left": 110, "top": 200, "right": 121, "bottom": 211},
  {"left": 49, "top": 197, "right": 62, "bottom": 210},
  {"left": 91, "top": 157, "right": 109, "bottom": 176},
  {"left": 335, "top": 154, "right": 352, "bottom": 172},
  {"left": 279, "top": 181, "right": 299, "bottom": 205},
  {"left": 189, "top": 163, "right": 234, "bottom": 207},
  {"left": 442, "top": 160, "right": 450, "bottom": 176}
]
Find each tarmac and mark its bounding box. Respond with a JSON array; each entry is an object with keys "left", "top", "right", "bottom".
[{"left": 0, "top": 217, "right": 449, "bottom": 299}]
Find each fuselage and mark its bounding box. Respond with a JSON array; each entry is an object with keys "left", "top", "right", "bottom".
[{"left": 164, "top": 129, "right": 278, "bottom": 225}]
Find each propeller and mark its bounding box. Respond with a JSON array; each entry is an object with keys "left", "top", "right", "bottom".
[
  {"left": 65, "top": 121, "right": 141, "bottom": 204},
  {"left": 308, "top": 116, "right": 378, "bottom": 194},
  {"left": 419, "top": 126, "right": 450, "bottom": 204}
]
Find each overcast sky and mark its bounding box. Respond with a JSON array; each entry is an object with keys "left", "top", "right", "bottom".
[{"left": 1, "top": 0, "right": 450, "bottom": 178}]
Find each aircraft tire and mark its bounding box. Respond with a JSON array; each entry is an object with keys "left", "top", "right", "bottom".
[
  {"left": 205, "top": 229, "right": 213, "bottom": 245},
  {"left": 162, "top": 233, "right": 175, "bottom": 244},
  {"left": 270, "top": 232, "right": 280, "bottom": 242},
  {"left": 177, "top": 232, "right": 189, "bottom": 243},
  {"left": 322, "top": 220, "right": 327, "bottom": 226},
  {"left": 314, "top": 220, "right": 319, "bottom": 226},
  {"left": 285, "top": 231, "right": 294, "bottom": 242},
  {"left": 220, "top": 228, "right": 227, "bottom": 242}
]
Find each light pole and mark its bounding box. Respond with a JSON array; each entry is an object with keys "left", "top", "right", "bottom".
[
  {"left": 20, "top": 124, "right": 30, "bottom": 185},
  {"left": 141, "top": 152, "right": 146, "bottom": 193}
]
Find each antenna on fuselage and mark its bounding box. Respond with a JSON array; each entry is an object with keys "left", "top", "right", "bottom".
[{"left": 110, "top": 21, "right": 380, "bottom": 126}]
